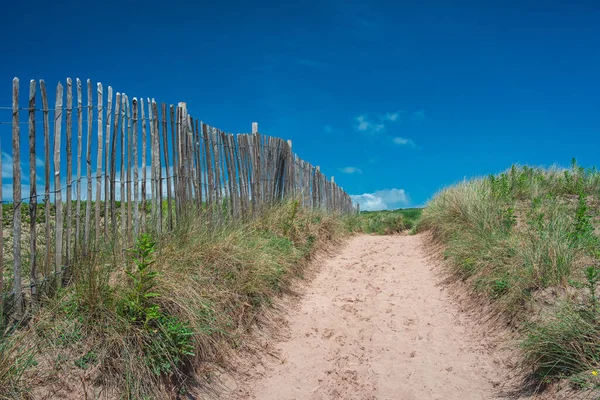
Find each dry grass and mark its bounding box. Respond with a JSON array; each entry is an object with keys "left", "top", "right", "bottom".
[
  {"left": 419, "top": 163, "right": 600, "bottom": 392},
  {"left": 0, "top": 200, "right": 347, "bottom": 399}
]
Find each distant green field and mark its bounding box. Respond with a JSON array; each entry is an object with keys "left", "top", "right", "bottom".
[{"left": 346, "top": 207, "right": 423, "bottom": 234}]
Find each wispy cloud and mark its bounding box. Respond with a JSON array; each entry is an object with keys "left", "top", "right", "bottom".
[
  {"left": 382, "top": 111, "right": 403, "bottom": 122},
  {"left": 2, "top": 152, "right": 14, "bottom": 179},
  {"left": 392, "top": 136, "right": 416, "bottom": 147},
  {"left": 355, "top": 115, "right": 385, "bottom": 134},
  {"left": 324, "top": 125, "right": 333, "bottom": 133},
  {"left": 340, "top": 166, "right": 362, "bottom": 174},
  {"left": 350, "top": 188, "right": 409, "bottom": 211}
]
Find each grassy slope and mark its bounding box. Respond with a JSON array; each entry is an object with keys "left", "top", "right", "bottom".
[
  {"left": 0, "top": 200, "right": 348, "bottom": 399},
  {"left": 419, "top": 162, "right": 600, "bottom": 390}
]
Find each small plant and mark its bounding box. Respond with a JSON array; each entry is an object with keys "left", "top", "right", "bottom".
[
  {"left": 571, "top": 190, "right": 595, "bottom": 246},
  {"left": 118, "top": 234, "right": 195, "bottom": 377},
  {"left": 121, "top": 234, "right": 160, "bottom": 326},
  {"left": 74, "top": 351, "right": 98, "bottom": 370},
  {"left": 491, "top": 278, "right": 510, "bottom": 298},
  {"left": 502, "top": 206, "right": 516, "bottom": 231},
  {"left": 584, "top": 265, "right": 600, "bottom": 320}
]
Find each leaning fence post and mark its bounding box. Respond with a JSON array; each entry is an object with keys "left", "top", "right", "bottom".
[{"left": 12, "top": 78, "right": 23, "bottom": 318}]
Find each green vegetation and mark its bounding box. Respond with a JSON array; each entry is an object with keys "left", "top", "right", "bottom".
[
  {"left": 0, "top": 200, "right": 346, "bottom": 398},
  {"left": 345, "top": 208, "right": 422, "bottom": 235},
  {"left": 419, "top": 161, "right": 600, "bottom": 389}
]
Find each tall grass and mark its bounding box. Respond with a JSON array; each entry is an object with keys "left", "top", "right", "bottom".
[
  {"left": 0, "top": 200, "right": 347, "bottom": 398},
  {"left": 420, "top": 162, "right": 600, "bottom": 388}
]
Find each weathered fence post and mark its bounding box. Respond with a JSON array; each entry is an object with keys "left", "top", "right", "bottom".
[
  {"left": 28, "top": 80, "right": 38, "bottom": 300},
  {"left": 53, "top": 82, "right": 64, "bottom": 287},
  {"left": 12, "top": 78, "right": 23, "bottom": 317}
]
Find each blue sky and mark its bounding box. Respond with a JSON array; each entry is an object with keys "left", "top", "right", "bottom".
[{"left": 1, "top": 0, "right": 599, "bottom": 210}]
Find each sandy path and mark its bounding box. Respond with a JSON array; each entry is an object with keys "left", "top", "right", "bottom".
[{"left": 232, "top": 234, "right": 507, "bottom": 400}]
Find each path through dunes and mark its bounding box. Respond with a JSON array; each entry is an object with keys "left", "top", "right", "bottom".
[{"left": 229, "top": 235, "right": 512, "bottom": 400}]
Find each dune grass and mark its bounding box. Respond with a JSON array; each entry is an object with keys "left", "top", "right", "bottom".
[
  {"left": 0, "top": 200, "right": 347, "bottom": 399},
  {"left": 419, "top": 161, "right": 600, "bottom": 389},
  {"left": 345, "top": 208, "right": 422, "bottom": 235}
]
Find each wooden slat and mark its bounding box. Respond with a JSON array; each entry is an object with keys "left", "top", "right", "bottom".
[
  {"left": 88, "top": 81, "right": 96, "bottom": 251},
  {"left": 132, "top": 99, "right": 139, "bottom": 238},
  {"left": 40, "top": 80, "right": 51, "bottom": 277},
  {"left": 152, "top": 100, "right": 162, "bottom": 234},
  {"left": 176, "top": 106, "right": 185, "bottom": 210},
  {"left": 75, "top": 79, "right": 82, "bottom": 255},
  {"left": 217, "top": 130, "right": 228, "bottom": 216},
  {"left": 140, "top": 98, "right": 147, "bottom": 231},
  {"left": 170, "top": 105, "right": 179, "bottom": 222},
  {"left": 235, "top": 135, "right": 245, "bottom": 219},
  {"left": 161, "top": 104, "right": 172, "bottom": 230},
  {"left": 0, "top": 123, "right": 3, "bottom": 310},
  {"left": 287, "top": 140, "right": 294, "bottom": 199},
  {"left": 28, "top": 80, "right": 38, "bottom": 300},
  {"left": 212, "top": 128, "right": 222, "bottom": 216},
  {"left": 54, "top": 82, "right": 64, "bottom": 287},
  {"left": 202, "top": 123, "right": 214, "bottom": 212},
  {"left": 148, "top": 99, "right": 157, "bottom": 229},
  {"left": 238, "top": 135, "right": 250, "bottom": 218},
  {"left": 103, "top": 87, "right": 112, "bottom": 238},
  {"left": 110, "top": 93, "right": 120, "bottom": 239},
  {"left": 186, "top": 116, "right": 195, "bottom": 205},
  {"left": 247, "top": 134, "right": 256, "bottom": 213},
  {"left": 126, "top": 95, "right": 133, "bottom": 246},
  {"left": 120, "top": 94, "right": 126, "bottom": 252},
  {"left": 253, "top": 133, "right": 262, "bottom": 214},
  {"left": 65, "top": 78, "right": 73, "bottom": 269},
  {"left": 193, "top": 120, "right": 202, "bottom": 210},
  {"left": 224, "top": 134, "right": 236, "bottom": 218},
  {"left": 12, "top": 78, "right": 23, "bottom": 316},
  {"left": 178, "top": 105, "right": 188, "bottom": 208},
  {"left": 148, "top": 99, "right": 155, "bottom": 224}
]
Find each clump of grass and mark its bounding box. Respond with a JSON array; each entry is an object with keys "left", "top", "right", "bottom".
[
  {"left": 7, "top": 199, "right": 345, "bottom": 398},
  {"left": 0, "top": 327, "right": 35, "bottom": 399},
  {"left": 345, "top": 208, "right": 422, "bottom": 235},
  {"left": 419, "top": 161, "right": 600, "bottom": 388},
  {"left": 522, "top": 265, "right": 600, "bottom": 383}
]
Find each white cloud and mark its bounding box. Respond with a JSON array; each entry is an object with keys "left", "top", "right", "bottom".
[
  {"left": 350, "top": 188, "right": 409, "bottom": 211},
  {"left": 392, "top": 136, "right": 416, "bottom": 146},
  {"left": 324, "top": 125, "right": 333, "bottom": 133},
  {"left": 340, "top": 166, "right": 362, "bottom": 174},
  {"left": 382, "top": 111, "right": 403, "bottom": 122},
  {"left": 355, "top": 115, "right": 384, "bottom": 134},
  {"left": 2, "top": 152, "right": 47, "bottom": 180},
  {"left": 2, "top": 152, "right": 13, "bottom": 179}
]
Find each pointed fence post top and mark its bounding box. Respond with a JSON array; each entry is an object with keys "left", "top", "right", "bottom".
[{"left": 252, "top": 122, "right": 258, "bottom": 134}]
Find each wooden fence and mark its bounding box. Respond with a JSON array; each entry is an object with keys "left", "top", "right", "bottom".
[{"left": 1, "top": 77, "right": 356, "bottom": 318}]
